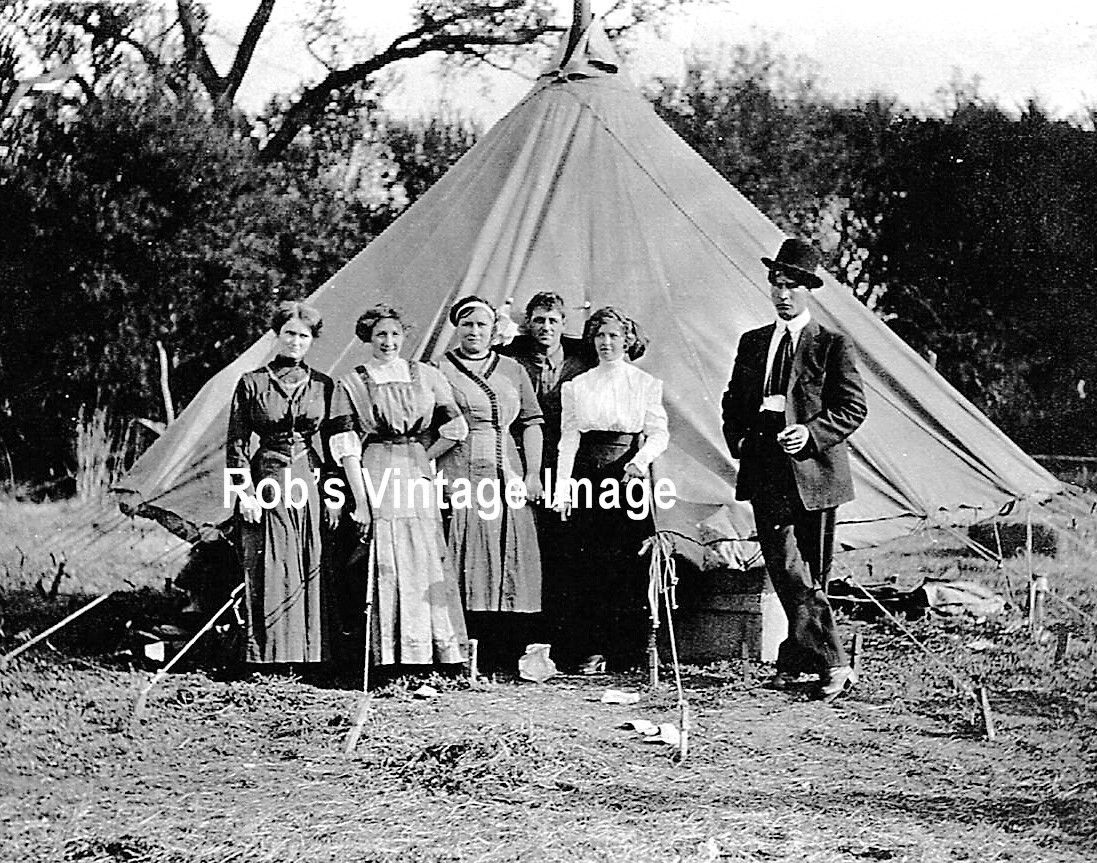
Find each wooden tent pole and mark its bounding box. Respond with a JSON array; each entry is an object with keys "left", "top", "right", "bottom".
[{"left": 565, "top": 0, "right": 593, "bottom": 60}]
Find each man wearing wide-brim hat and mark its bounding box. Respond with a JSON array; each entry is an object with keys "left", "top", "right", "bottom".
[{"left": 721, "top": 237, "right": 867, "bottom": 701}]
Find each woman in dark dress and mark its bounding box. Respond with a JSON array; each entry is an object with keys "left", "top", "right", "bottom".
[
  {"left": 226, "top": 301, "right": 333, "bottom": 666},
  {"left": 553, "top": 307, "right": 668, "bottom": 672}
]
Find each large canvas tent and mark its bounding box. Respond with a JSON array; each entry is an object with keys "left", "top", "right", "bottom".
[{"left": 115, "top": 22, "right": 1062, "bottom": 561}]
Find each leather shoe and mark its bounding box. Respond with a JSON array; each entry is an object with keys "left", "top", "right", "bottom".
[
  {"left": 815, "top": 665, "right": 858, "bottom": 702},
  {"left": 763, "top": 671, "right": 797, "bottom": 691},
  {"left": 578, "top": 654, "right": 607, "bottom": 675}
]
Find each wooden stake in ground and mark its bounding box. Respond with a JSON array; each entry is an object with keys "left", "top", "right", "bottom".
[
  {"left": 132, "top": 582, "right": 244, "bottom": 719},
  {"left": 850, "top": 631, "right": 864, "bottom": 674},
  {"left": 976, "top": 686, "right": 996, "bottom": 741},
  {"left": 1030, "top": 574, "right": 1048, "bottom": 635},
  {"left": 1054, "top": 627, "right": 1071, "bottom": 664},
  {"left": 467, "top": 637, "right": 479, "bottom": 681},
  {"left": 678, "top": 700, "right": 691, "bottom": 763},
  {"left": 0, "top": 592, "right": 113, "bottom": 669}
]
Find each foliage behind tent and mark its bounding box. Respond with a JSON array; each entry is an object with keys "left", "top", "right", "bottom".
[{"left": 1, "top": 2, "right": 1095, "bottom": 495}]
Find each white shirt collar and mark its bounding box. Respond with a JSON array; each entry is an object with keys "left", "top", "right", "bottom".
[
  {"left": 595, "top": 356, "right": 630, "bottom": 372},
  {"left": 776, "top": 308, "right": 811, "bottom": 336},
  {"left": 366, "top": 356, "right": 407, "bottom": 371}
]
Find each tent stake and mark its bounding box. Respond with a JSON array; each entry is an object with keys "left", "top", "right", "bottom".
[
  {"left": 467, "top": 637, "right": 480, "bottom": 681},
  {"left": 976, "top": 686, "right": 996, "bottom": 741},
  {"left": 1054, "top": 628, "right": 1070, "bottom": 664},
  {"left": 1029, "top": 574, "right": 1048, "bottom": 635},
  {"left": 133, "top": 582, "right": 244, "bottom": 720},
  {"left": 0, "top": 592, "right": 112, "bottom": 669},
  {"left": 850, "top": 631, "right": 864, "bottom": 674}
]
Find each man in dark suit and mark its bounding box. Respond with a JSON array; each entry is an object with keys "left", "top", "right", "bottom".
[{"left": 721, "top": 238, "right": 867, "bottom": 701}]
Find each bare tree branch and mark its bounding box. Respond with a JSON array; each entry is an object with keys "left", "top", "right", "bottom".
[
  {"left": 176, "top": 0, "right": 223, "bottom": 100},
  {"left": 37, "top": 0, "right": 688, "bottom": 159},
  {"left": 259, "top": 9, "right": 563, "bottom": 160},
  {"left": 221, "top": 0, "right": 275, "bottom": 106}
]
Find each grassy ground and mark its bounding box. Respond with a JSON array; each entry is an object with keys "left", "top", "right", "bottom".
[{"left": 1, "top": 500, "right": 1095, "bottom": 862}]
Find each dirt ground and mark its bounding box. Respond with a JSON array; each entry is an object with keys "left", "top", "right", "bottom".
[{"left": 2, "top": 501, "right": 1095, "bottom": 862}]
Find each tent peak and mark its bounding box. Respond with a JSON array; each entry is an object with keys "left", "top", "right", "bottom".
[{"left": 542, "top": 16, "right": 620, "bottom": 81}]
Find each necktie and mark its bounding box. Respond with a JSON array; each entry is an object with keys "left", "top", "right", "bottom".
[
  {"left": 538, "top": 359, "right": 555, "bottom": 396},
  {"left": 767, "top": 328, "right": 793, "bottom": 397}
]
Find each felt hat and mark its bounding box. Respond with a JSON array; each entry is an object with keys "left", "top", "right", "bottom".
[{"left": 761, "top": 238, "right": 823, "bottom": 289}]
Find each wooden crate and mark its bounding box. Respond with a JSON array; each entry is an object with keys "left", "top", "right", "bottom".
[{"left": 658, "top": 565, "right": 786, "bottom": 663}]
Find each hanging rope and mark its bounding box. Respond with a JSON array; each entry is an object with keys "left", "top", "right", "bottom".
[
  {"left": 644, "top": 531, "right": 679, "bottom": 629},
  {"left": 641, "top": 531, "right": 691, "bottom": 763}
]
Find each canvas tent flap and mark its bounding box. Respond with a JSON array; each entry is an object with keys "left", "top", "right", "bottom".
[{"left": 115, "top": 21, "right": 1062, "bottom": 557}]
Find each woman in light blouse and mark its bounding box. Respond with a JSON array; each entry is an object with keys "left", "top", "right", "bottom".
[
  {"left": 327, "top": 304, "right": 469, "bottom": 670},
  {"left": 554, "top": 306, "right": 669, "bottom": 672}
]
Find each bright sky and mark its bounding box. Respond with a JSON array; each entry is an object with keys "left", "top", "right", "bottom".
[{"left": 205, "top": 1, "right": 1097, "bottom": 124}]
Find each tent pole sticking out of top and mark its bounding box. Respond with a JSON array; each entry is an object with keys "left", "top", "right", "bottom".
[{"left": 565, "top": 0, "right": 593, "bottom": 61}]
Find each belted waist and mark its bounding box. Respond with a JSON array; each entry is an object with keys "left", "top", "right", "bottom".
[
  {"left": 575, "top": 431, "right": 641, "bottom": 473},
  {"left": 579, "top": 430, "right": 641, "bottom": 446},
  {"left": 363, "top": 433, "right": 423, "bottom": 447},
  {"left": 256, "top": 438, "right": 312, "bottom": 462}
]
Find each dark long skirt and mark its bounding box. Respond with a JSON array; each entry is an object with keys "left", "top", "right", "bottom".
[
  {"left": 560, "top": 431, "right": 653, "bottom": 670},
  {"left": 239, "top": 448, "right": 327, "bottom": 664}
]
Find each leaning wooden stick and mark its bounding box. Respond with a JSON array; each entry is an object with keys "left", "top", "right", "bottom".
[
  {"left": 132, "top": 582, "right": 244, "bottom": 719},
  {"left": 344, "top": 554, "right": 378, "bottom": 757},
  {"left": 0, "top": 592, "right": 113, "bottom": 669}
]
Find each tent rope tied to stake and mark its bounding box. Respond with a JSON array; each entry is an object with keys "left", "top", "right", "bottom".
[
  {"left": 835, "top": 560, "right": 974, "bottom": 699},
  {"left": 833, "top": 561, "right": 1003, "bottom": 739},
  {"left": 641, "top": 531, "right": 691, "bottom": 763},
  {"left": 133, "top": 582, "right": 245, "bottom": 720}
]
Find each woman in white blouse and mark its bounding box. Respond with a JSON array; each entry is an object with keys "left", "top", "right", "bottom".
[
  {"left": 553, "top": 307, "right": 669, "bottom": 672},
  {"left": 327, "top": 304, "right": 469, "bottom": 674}
]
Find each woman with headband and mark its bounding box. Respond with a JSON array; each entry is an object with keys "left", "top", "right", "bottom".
[
  {"left": 553, "top": 306, "right": 669, "bottom": 673},
  {"left": 436, "top": 295, "right": 545, "bottom": 674}
]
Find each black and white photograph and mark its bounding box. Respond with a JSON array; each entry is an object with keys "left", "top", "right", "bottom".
[{"left": 1, "top": 1, "right": 1095, "bottom": 860}]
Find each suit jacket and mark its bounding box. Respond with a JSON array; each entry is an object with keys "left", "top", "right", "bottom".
[
  {"left": 497, "top": 334, "right": 591, "bottom": 467},
  {"left": 721, "top": 319, "right": 867, "bottom": 510}
]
